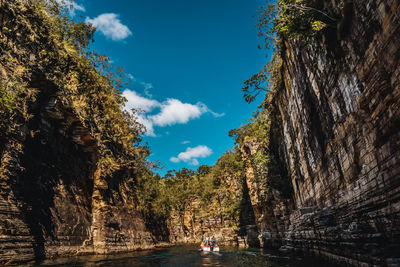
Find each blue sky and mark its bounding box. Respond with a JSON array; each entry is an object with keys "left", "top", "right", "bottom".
[{"left": 63, "top": 0, "right": 268, "bottom": 175}]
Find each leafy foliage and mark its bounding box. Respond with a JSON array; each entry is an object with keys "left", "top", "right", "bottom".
[
  {"left": 242, "top": 42, "right": 283, "bottom": 104},
  {"left": 0, "top": 0, "right": 149, "bottom": 202},
  {"left": 243, "top": 0, "right": 338, "bottom": 103},
  {"left": 139, "top": 151, "right": 245, "bottom": 229},
  {"left": 258, "top": 0, "right": 337, "bottom": 49},
  {"left": 229, "top": 103, "right": 292, "bottom": 199}
]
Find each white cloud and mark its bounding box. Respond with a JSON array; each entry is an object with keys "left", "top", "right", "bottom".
[
  {"left": 86, "top": 13, "right": 132, "bottom": 41},
  {"left": 150, "top": 99, "right": 204, "bottom": 127},
  {"left": 121, "top": 90, "right": 159, "bottom": 136},
  {"left": 140, "top": 82, "right": 153, "bottom": 91},
  {"left": 208, "top": 110, "right": 225, "bottom": 118},
  {"left": 122, "top": 89, "right": 160, "bottom": 113},
  {"left": 56, "top": 0, "right": 85, "bottom": 16},
  {"left": 151, "top": 99, "right": 224, "bottom": 127},
  {"left": 170, "top": 157, "right": 180, "bottom": 163},
  {"left": 170, "top": 145, "right": 212, "bottom": 165},
  {"left": 190, "top": 159, "right": 199, "bottom": 166},
  {"left": 136, "top": 115, "right": 156, "bottom": 137},
  {"left": 121, "top": 89, "right": 224, "bottom": 137},
  {"left": 181, "top": 141, "right": 190, "bottom": 144}
]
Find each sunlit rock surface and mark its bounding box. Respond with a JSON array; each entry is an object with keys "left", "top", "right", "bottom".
[{"left": 251, "top": 0, "right": 400, "bottom": 265}]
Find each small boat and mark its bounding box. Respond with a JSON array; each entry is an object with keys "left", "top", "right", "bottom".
[
  {"left": 201, "top": 237, "right": 220, "bottom": 252},
  {"left": 200, "top": 245, "right": 219, "bottom": 252},
  {"left": 201, "top": 245, "right": 211, "bottom": 252}
]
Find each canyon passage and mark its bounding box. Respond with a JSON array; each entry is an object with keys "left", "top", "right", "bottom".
[{"left": 0, "top": 0, "right": 399, "bottom": 266}]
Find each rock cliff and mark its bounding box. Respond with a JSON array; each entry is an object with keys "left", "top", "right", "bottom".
[
  {"left": 160, "top": 156, "right": 258, "bottom": 248},
  {"left": 0, "top": 97, "right": 153, "bottom": 263},
  {"left": 243, "top": 0, "right": 400, "bottom": 265},
  {"left": 0, "top": 1, "right": 154, "bottom": 264}
]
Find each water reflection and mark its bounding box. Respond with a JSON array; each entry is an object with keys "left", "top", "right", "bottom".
[{"left": 22, "top": 245, "right": 341, "bottom": 267}]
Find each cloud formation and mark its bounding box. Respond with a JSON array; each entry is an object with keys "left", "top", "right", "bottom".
[
  {"left": 122, "top": 90, "right": 159, "bottom": 113},
  {"left": 86, "top": 13, "right": 132, "bottom": 41},
  {"left": 56, "top": 0, "right": 85, "bottom": 16},
  {"left": 150, "top": 99, "right": 209, "bottom": 127},
  {"left": 121, "top": 89, "right": 224, "bottom": 136},
  {"left": 136, "top": 116, "right": 156, "bottom": 137},
  {"left": 170, "top": 145, "right": 212, "bottom": 165},
  {"left": 181, "top": 141, "right": 190, "bottom": 144}
]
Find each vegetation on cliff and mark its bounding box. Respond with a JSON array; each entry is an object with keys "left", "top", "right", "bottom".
[
  {"left": 234, "top": 0, "right": 351, "bottom": 203},
  {"left": 0, "top": 0, "right": 153, "bottom": 210},
  {"left": 243, "top": 0, "right": 349, "bottom": 103},
  {"left": 137, "top": 151, "right": 245, "bottom": 231}
]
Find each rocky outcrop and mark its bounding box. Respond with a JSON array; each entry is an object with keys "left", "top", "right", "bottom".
[
  {"left": 251, "top": 0, "right": 400, "bottom": 265},
  {"left": 0, "top": 92, "right": 154, "bottom": 264},
  {"left": 164, "top": 172, "right": 254, "bottom": 247},
  {"left": 0, "top": 1, "right": 157, "bottom": 264},
  {"left": 166, "top": 198, "right": 239, "bottom": 246}
]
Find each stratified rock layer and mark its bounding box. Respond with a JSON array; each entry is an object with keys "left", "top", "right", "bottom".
[
  {"left": 250, "top": 0, "right": 400, "bottom": 265},
  {"left": 0, "top": 96, "right": 154, "bottom": 264},
  {"left": 0, "top": 1, "right": 156, "bottom": 263},
  {"left": 164, "top": 172, "right": 256, "bottom": 247}
]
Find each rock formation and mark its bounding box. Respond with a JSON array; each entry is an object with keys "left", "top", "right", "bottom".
[
  {"left": 0, "top": 0, "right": 399, "bottom": 266},
  {"left": 241, "top": 0, "right": 400, "bottom": 265},
  {"left": 0, "top": 1, "right": 154, "bottom": 264}
]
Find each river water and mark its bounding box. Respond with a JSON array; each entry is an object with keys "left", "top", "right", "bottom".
[{"left": 25, "top": 245, "right": 341, "bottom": 267}]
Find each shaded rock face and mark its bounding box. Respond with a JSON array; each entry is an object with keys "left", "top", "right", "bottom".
[
  {"left": 240, "top": 136, "right": 294, "bottom": 250},
  {"left": 164, "top": 173, "right": 259, "bottom": 248},
  {"left": 0, "top": 81, "right": 153, "bottom": 264},
  {"left": 165, "top": 199, "right": 240, "bottom": 246},
  {"left": 252, "top": 0, "right": 400, "bottom": 265}
]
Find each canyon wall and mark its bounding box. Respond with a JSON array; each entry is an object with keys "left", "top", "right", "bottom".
[
  {"left": 165, "top": 199, "right": 239, "bottom": 246},
  {"left": 245, "top": 0, "right": 400, "bottom": 265},
  {"left": 0, "top": 1, "right": 154, "bottom": 264},
  {"left": 0, "top": 86, "right": 154, "bottom": 264},
  {"left": 164, "top": 167, "right": 259, "bottom": 248}
]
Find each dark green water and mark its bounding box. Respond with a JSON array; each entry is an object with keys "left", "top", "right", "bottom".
[{"left": 23, "top": 245, "right": 340, "bottom": 267}]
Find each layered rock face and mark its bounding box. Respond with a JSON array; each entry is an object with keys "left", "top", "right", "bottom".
[
  {"left": 240, "top": 135, "right": 294, "bottom": 249},
  {"left": 164, "top": 172, "right": 258, "bottom": 247},
  {"left": 0, "top": 93, "right": 153, "bottom": 264},
  {"left": 165, "top": 199, "right": 239, "bottom": 246},
  {"left": 0, "top": 1, "right": 154, "bottom": 263},
  {"left": 250, "top": 0, "right": 400, "bottom": 265}
]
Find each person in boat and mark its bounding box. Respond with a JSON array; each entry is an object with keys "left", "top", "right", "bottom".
[
  {"left": 201, "top": 237, "right": 209, "bottom": 247},
  {"left": 201, "top": 237, "right": 210, "bottom": 251},
  {"left": 212, "top": 236, "right": 216, "bottom": 246}
]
